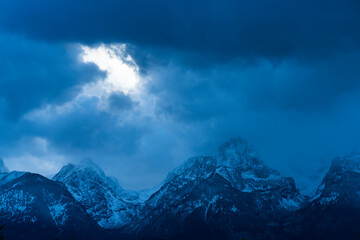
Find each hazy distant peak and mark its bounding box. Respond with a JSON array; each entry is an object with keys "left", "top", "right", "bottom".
[
  {"left": 77, "top": 158, "right": 106, "bottom": 176},
  {"left": 217, "top": 138, "right": 263, "bottom": 170},
  {"left": 165, "top": 138, "right": 277, "bottom": 184},
  {"left": 0, "top": 158, "right": 9, "bottom": 174}
]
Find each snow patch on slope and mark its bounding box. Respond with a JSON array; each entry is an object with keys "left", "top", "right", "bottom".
[
  {"left": 53, "top": 159, "right": 155, "bottom": 229},
  {"left": 0, "top": 190, "right": 35, "bottom": 215},
  {"left": 48, "top": 202, "right": 68, "bottom": 226}
]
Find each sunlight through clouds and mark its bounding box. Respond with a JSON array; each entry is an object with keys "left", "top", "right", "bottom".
[
  {"left": 81, "top": 44, "right": 140, "bottom": 96},
  {"left": 78, "top": 44, "right": 157, "bottom": 117}
]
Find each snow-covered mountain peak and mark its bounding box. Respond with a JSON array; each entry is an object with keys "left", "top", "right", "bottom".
[
  {"left": 53, "top": 160, "right": 146, "bottom": 229},
  {"left": 166, "top": 138, "right": 278, "bottom": 184},
  {"left": 165, "top": 156, "right": 216, "bottom": 182},
  {"left": 54, "top": 159, "right": 122, "bottom": 191},
  {"left": 54, "top": 160, "right": 122, "bottom": 192},
  {"left": 133, "top": 138, "right": 303, "bottom": 238},
  {"left": 78, "top": 158, "right": 107, "bottom": 177},
  {"left": 310, "top": 152, "right": 360, "bottom": 206},
  {"left": 0, "top": 158, "right": 9, "bottom": 174}
]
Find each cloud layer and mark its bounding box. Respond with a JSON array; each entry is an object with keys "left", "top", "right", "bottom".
[
  {"left": 0, "top": 1, "right": 359, "bottom": 191},
  {"left": 1, "top": 0, "right": 359, "bottom": 60}
]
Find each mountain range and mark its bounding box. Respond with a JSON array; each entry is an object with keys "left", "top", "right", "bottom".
[{"left": 1, "top": 138, "right": 360, "bottom": 240}]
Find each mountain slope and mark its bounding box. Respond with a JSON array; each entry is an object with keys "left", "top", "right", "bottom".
[
  {"left": 53, "top": 159, "right": 149, "bottom": 229},
  {"left": 284, "top": 152, "right": 360, "bottom": 240},
  {"left": 3, "top": 140, "right": 360, "bottom": 239},
  {"left": 129, "top": 138, "right": 303, "bottom": 240},
  {"left": 0, "top": 172, "right": 106, "bottom": 240}
]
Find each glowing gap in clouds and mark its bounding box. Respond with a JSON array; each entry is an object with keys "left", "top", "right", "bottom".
[
  {"left": 81, "top": 44, "right": 140, "bottom": 96},
  {"left": 6, "top": 44, "right": 149, "bottom": 179}
]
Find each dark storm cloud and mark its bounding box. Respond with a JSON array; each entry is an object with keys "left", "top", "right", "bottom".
[
  {"left": 0, "top": 30, "right": 104, "bottom": 151},
  {"left": 139, "top": 51, "right": 360, "bottom": 192},
  {"left": 0, "top": 0, "right": 359, "bottom": 61},
  {"left": 147, "top": 51, "right": 360, "bottom": 122},
  {"left": 0, "top": 32, "right": 103, "bottom": 120}
]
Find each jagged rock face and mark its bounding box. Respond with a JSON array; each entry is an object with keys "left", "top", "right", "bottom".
[
  {"left": 131, "top": 139, "right": 302, "bottom": 240},
  {"left": 53, "top": 159, "right": 147, "bottom": 229},
  {"left": 0, "top": 172, "right": 104, "bottom": 240},
  {"left": 4, "top": 139, "right": 360, "bottom": 240},
  {"left": 284, "top": 153, "right": 360, "bottom": 240},
  {"left": 310, "top": 153, "right": 360, "bottom": 206}
]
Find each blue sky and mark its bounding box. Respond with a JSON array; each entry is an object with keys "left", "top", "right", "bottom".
[{"left": 0, "top": 0, "right": 360, "bottom": 191}]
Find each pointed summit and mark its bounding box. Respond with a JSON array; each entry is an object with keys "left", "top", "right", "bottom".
[
  {"left": 53, "top": 159, "right": 111, "bottom": 185},
  {"left": 53, "top": 158, "right": 121, "bottom": 193},
  {"left": 78, "top": 158, "right": 107, "bottom": 177},
  {"left": 167, "top": 138, "right": 282, "bottom": 184},
  {"left": 217, "top": 138, "right": 265, "bottom": 171},
  {"left": 132, "top": 137, "right": 302, "bottom": 238},
  {"left": 218, "top": 138, "right": 259, "bottom": 166},
  {"left": 311, "top": 152, "right": 360, "bottom": 206},
  {"left": 0, "top": 158, "right": 9, "bottom": 174},
  {"left": 53, "top": 159, "right": 141, "bottom": 229}
]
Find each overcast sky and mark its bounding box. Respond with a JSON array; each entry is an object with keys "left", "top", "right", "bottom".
[{"left": 0, "top": 0, "right": 360, "bottom": 191}]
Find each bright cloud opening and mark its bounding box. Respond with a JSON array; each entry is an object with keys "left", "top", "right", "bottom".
[{"left": 81, "top": 44, "right": 141, "bottom": 96}]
